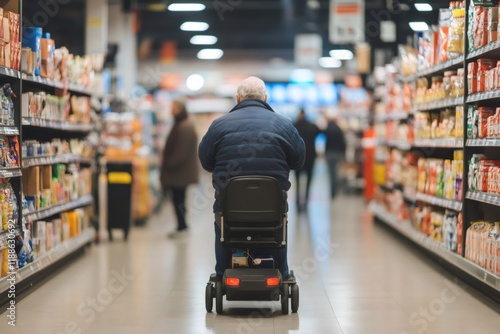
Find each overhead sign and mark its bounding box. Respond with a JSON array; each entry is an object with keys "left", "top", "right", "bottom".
[
  {"left": 329, "top": 0, "right": 365, "bottom": 44},
  {"left": 294, "top": 34, "right": 322, "bottom": 67}
]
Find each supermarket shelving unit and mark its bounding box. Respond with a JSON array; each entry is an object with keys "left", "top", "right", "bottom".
[
  {"left": 0, "top": 0, "right": 96, "bottom": 306},
  {"left": 373, "top": 0, "right": 500, "bottom": 303}
]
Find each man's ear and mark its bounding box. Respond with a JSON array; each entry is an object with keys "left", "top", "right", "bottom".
[
  {"left": 236, "top": 94, "right": 241, "bottom": 103},
  {"left": 263, "top": 94, "right": 268, "bottom": 103}
]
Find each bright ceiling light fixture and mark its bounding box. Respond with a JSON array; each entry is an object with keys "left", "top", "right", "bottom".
[
  {"left": 186, "top": 74, "right": 205, "bottom": 91},
  {"left": 197, "top": 48, "right": 224, "bottom": 60},
  {"left": 409, "top": 21, "right": 429, "bottom": 31},
  {"left": 329, "top": 49, "right": 354, "bottom": 60},
  {"left": 180, "top": 22, "right": 209, "bottom": 31},
  {"left": 190, "top": 35, "right": 218, "bottom": 45},
  {"left": 318, "top": 57, "right": 342, "bottom": 68},
  {"left": 168, "top": 3, "right": 206, "bottom": 11},
  {"left": 414, "top": 3, "right": 433, "bottom": 11}
]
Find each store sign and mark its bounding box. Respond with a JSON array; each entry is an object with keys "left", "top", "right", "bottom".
[
  {"left": 294, "top": 34, "right": 322, "bottom": 66},
  {"left": 329, "top": 0, "right": 365, "bottom": 44}
]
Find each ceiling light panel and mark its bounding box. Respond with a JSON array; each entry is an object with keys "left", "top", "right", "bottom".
[
  {"left": 168, "top": 3, "right": 206, "bottom": 11},
  {"left": 197, "top": 48, "right": 224, "bottom": 60},
  {"left": 414, "top": 3, "right": 433, "bottom": 11},
  {"left": 180, "top": 22, "right": 209, "bottom": 31},
  {"left": 190, "top": 35, "right": 218, "bottom": 45}
]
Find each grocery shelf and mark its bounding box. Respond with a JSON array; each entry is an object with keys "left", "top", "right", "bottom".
[
  {"left": 22, "top": 154, "right": 93, "bottom": 168},
  {"left": 413, "top": 138, "right": 463, "bottom": 148},
  {"left": 416, "top": 192, "right": 463, "bottom": 211},
  {"left": 382, "top": 139, "right": 412, "bottom": 150},
  {"left": 371, "top": 202, "right": 500, "bottom": 292},
  {"left": 412, "top": 97, "right": 464, "bottom": 112},
  {"left": 0, "top": 67, "right": 20, "bottom": 79},
  {"left": 467, "top": 40, "right": 500, "bottom": 60},
  {"left": 22, "top": 117, "right": 93, "bottom": 132},
  {"left": 0, "top": 168, "right": 22, "bottom": 178},
  {"left": 21, "top": 73, "right": 93, "bottom": 96},
  {"left": 0, "top": 228, "right": 95, "bottom": 294},
  {"left": 403, "top": 187, "right": 417, "bottom": 203},
  {"left": 466, "top": 191, "right": 500, "bottom": 207},
  {"left": 24, "top": 194, "right": 93, "bottom": 222},
  {"left": 0, "top": 227, "right": 20, "bottom": 244},
  {"left": 467, "top": 90, "right": 500, "bottom": 103},
  {"left": 375, "top": 112, "right": 410, "bottom": 122},
  {"left": 467, "top": 138, "right": 500, "bottom": 147},
  {"left": 401, "top": 56, "right": 464, "bottom": 83},
  {"left": 0, "top": 127, "right": 19, "bottom": 136}
]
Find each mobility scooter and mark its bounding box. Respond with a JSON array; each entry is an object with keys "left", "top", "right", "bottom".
[{"left": 205, "top": 176, "right": 299, "bottom": 314}]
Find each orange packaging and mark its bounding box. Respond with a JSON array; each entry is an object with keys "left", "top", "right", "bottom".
[
  {"left": 478, "top": 107, "right": 495, "bottom": 138},
  {"left": 468, "top": 62, "right": 478, "bottom": 94},
  {"left": 477, "top": 58, "right": 497, "bottom": 92},
  {"left": 439, "top": 26, "right": 449, "bottom": 63}
]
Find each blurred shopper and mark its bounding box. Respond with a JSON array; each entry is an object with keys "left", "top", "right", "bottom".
[
  {"left": 323, "top": 116, "right": 346, "bottom": 199},
  {"left": 160, "top": 100, "right": 199, "bottom": 238},
  {"left": 198, "top": 76, "right": 305, "bottom": 279},
  {"left": 293, "top": 109, "right": 320, "bottom": 211}
]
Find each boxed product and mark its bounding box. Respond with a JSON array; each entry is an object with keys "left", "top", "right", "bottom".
[
  {"left": 478, "top": 107, "right": 495, "bottom": 138},
  {"left": 455, "top": 106, "right": 464, "bottom": 138},
  {"left": 430, "top": 211, "right": 444, "bottom": 242},
  {"left": 468, "top": 62, "right": 478, "bottom": 94},
  {"left": 33, "top": 220, "right": 46, "bottom": 257},
  {"left": 46, "top": 221, "right": 53, "bottom": 251},
  {"left": 438, "top": 8, "right": 452, "bottom": 63},
  {"left": 40, "top": 32, "right": 55, "bottom": 78},
  {"left": 477, "top": 58, "right": 497, "bottom": 92},
  {"left": 417, "top": 158, "right": 427, "bottom": 193},
  {"left": 467, "top": 105, "right": 478, "bottom": 138},
  {"left": 443, "top": 211, "right": 458, "bottom": 252},
  {"left": 22, "top": 27, "right": 42, "bottom": 76},
  {"left": 487, "top": 7, "right": 498, "bottom": 43}
]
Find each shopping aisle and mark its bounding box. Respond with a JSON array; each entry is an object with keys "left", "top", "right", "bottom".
[{"left": 1, "top": 159, "right": 499, "bottom": 334}]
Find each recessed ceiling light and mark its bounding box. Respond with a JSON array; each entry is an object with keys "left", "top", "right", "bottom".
[
  {"left": 414, "top": 3, "right": 433, "bottom": 11},
  {"left": 318, "top": 57, "right": 342, "bottom": 68},
  {"left": 186, "top": 74, "right": 205, "bottom": 91},
  {"left": 329, "top": 49, "right": 354, "bottom": 60},
  {"left": 190, "top": 35, "right": 218, "bottom": 45},
  {"left": 197, "top": 48, "right": 224, "bottom": 60},
  {"left": 409, "top": 21, "right": 429, "bottom": 31},
  {"left": 168, "top": 3, "right": 206, "bottom": 11},
  {"left": 180, "top": 22, "right": 209, "bottom": 31}
]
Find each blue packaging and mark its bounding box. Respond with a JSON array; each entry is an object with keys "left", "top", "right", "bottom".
[{"left": 22, "top": 27, "right": 43, "bottom": 76}]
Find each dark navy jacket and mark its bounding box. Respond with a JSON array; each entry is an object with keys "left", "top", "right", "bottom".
[{"left": 198, "top": 99, "right": 305, "bottom": 211}]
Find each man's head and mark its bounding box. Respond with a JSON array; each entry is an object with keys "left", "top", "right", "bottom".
[{"left": 236, "top": 76, "right": 267, "bottom": 103}]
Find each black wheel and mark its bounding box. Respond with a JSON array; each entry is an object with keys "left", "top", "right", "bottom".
[
  {"left": 205, "top": 283, "right": 214, "bottom": 312},
  {"left": 281, "top": 283, "right": 289, "bottom": 314},
  {"left": 291, "top": 284, "right": 299, "bottom": 313},
  {"left": 215, "top": 282, "right": 223, "bottom": 314}
]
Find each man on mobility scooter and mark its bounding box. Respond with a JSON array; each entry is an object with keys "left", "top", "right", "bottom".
[{"left": 199, "top": 77, "right": 305, "bottom": 314}]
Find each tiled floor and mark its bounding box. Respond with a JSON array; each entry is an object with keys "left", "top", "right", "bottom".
[{"left": 2, "top": 160, "right": 500, "bottom": 334}]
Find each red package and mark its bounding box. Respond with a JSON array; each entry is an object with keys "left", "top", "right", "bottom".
[
  {"left": 439, "top": 26, "right": 449, "bottom": 63},
  {"left": 469, "top": 62, "right": 478, "bottom": 94},
  {"left": 478, "top": 107, "right": 495, "bottom": 138},
  {"left": 477, "top": 58, "right": 497, "bottom": 92}
]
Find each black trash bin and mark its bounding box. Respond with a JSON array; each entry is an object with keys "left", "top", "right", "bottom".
[{"left": 106, "top": 161, "right": 133, "bottom": 241}]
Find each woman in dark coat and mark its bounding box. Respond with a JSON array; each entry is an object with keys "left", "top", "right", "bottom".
[{"left": 160, "top": 100, "right": 199, "bottom": 238}]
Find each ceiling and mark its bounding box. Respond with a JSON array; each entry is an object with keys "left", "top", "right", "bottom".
[
  {"left": 136, "top": 0, "right": 452, "bottom": 63},
  {"left": 22, "top": 0, "right": 454, "bottom": 66}
]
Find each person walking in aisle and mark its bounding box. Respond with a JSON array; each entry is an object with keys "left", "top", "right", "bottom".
[
  {"left": 160, "top": 99, "right": 199, "bottom": 239},
  {"left": 198, "top": 76, "right": 305, "bottom": 279},
  {"left": 293, "top": 108, "right": 320, "bottom": 211},
  {"left": 323, "top": 115, "right": 346, "bottom": 199}
]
